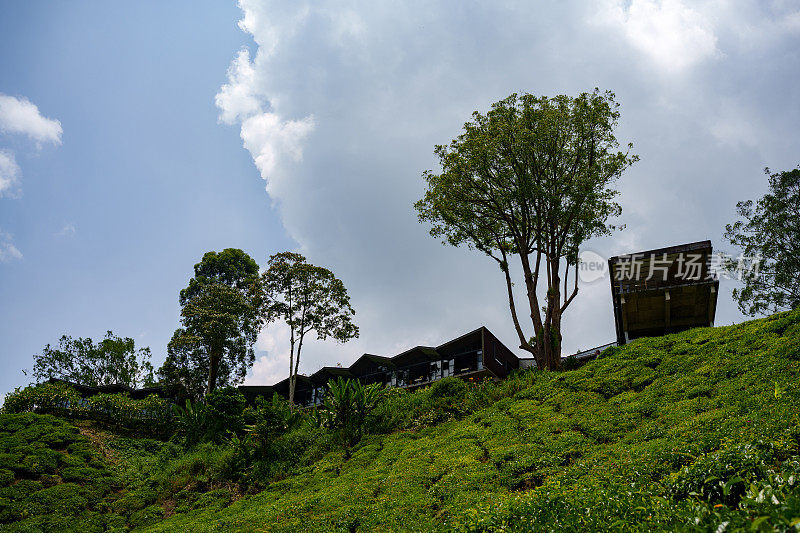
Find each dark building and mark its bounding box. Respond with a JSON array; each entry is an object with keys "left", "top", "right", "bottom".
[
  {"left": 609, "top": 240, "right": 719, "bottom": 345},
  {"left": 239, "top": 326, "right": 521, "bottom": 408}
]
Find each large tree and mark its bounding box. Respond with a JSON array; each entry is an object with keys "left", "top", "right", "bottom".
[
  {"left": 724, "top": 166, "right": 800, "bottom": 316},
  {"left": 157, "top": 328, "right": 240, "bottom": 402},
  {"left": 31, "top": 331, "right": 154, "bottom": 388},
  {"left": 415, "top": 90, "right": 637, "bottom": 370},
  {"left": 179, "top": 249, "right": 263, "bottom": 394},
  {"left": 262, "top": 252, "right": 359, "bottom": 406}
]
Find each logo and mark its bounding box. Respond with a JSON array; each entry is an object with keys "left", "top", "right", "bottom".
[{"left": 578, "top": 250, "right": 608, "bottom": 284}]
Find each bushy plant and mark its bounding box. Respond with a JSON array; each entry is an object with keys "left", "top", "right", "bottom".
[
  {"left": 321, "top": 378, "right": 381, "bottom": 452},
  {"left": 2, "top": 382, "right": 80, "bottom": 416},
  {"left": 243, "top": 393, "right": 300, "bottom": 460},
  {"left": 172, "top": 399, "right": 208, "bottom": 447},
  {"left": 2, "top": 383, "right": 172, "bottom": 436},
  {"left": 204, "top": 386, "right": 246, "bottom": 442}
]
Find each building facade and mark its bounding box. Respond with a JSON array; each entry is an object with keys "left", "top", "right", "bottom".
[{"left": 238, "top": 326, "right": 522, "bottom": 408}]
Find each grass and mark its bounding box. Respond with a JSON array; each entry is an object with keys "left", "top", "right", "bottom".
[
  {"left": 3, "top": 309, "right": 800, "bottom": 531},
  {"left": 143, "top": 309, "right": 800, "bottom": 531}
]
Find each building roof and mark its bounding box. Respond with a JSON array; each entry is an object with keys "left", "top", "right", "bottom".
[
  {"left": 309, "top": 366, "right": 353, "bottom": 386},
  {"left": 348, "top": 353, "right": 394, "bottom": 374}
]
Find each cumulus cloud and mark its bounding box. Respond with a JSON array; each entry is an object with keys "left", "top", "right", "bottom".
[
  {"left": 216, "top": 45, "right": 315, "bottom": 186},
  {"left": 594, "top": 0, "right": 719, "bottom": 73},
  {"left": 0, "top": 150, "right": 21, "bottom": 198},
  {"left": 0, "top": 94, "right": 62, "bottom": 146},
  {"left": 223, "top": 1, "right": 800, "bottom": 384},
  {"left": 0, "top": 230, "right": 22, "bottom": 262},
  {"left": 240, "top": 112, "right": 315, "bottom": 183}
]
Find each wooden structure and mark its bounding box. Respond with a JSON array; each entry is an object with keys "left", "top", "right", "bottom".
[{"left": 609, "top": 240, "right": 719, "bottom": 345}]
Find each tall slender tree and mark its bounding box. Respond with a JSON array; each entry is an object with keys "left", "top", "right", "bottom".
[
  {"left": 178, "top": 249, "right": 263, "bottom": 394},
  {"left": 262, "top": 252, "right": 359, "bottom": 406},
  {"left": 415, "top": 90, "right": 637, "bottom": 369}
]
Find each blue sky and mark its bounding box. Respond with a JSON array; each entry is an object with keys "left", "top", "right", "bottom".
[
  {"left": 1, "top": 1, "right": 799, "bottom": 398},
  {"left": 0, "top": 2, "right": 294, "bottom": 395}
]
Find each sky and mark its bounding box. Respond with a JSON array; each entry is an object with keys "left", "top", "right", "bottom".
[{"left": 0, "top": 1, "right": 799, "bottom": 398}]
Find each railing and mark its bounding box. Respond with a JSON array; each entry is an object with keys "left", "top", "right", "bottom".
[{"left": 565, "top": 341, "right": 618, "bottom": 361}]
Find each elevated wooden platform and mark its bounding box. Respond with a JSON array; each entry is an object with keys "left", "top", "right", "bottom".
[{"left": 609, "top": 240, "right": 719, "bottom": 345}]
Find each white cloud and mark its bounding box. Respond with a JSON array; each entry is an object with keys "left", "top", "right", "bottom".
[
  {"left": 55, "top": 223, "right": 76, "bottom": 237},
  {"left": 709, "top": 98, "right": 761, "bottom": 148},
  {"left": 0, "top": 150, "right": 21, "bottom": 198},
  {"left": 239, "top": 112, "right": 315, "bottom": 183},
  {"left": 0, "top": 94, "right": 62, "bottom": 146},
  {"left": 0, "top": 230, "right": 22, "bottom": 262},
  {"left": 594, "top": 0, "right": 719, "bottom": 73},
  {"left": 216, "top": 48, "right": 315, "bottom": 185},
  {"left": 215, "top": 49, "right": 262, "bottom": 125},
  {"left": 220, "top": 0, "right": 800, "bottom": 385},
  {"left": 248, "top": 322, "right": 291, "bottom": 385}
]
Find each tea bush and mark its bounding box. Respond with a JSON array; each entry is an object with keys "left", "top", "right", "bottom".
[
  {"left": 145, "top": 309, "right": 800, "bottom": 532},
  {"left": 0, "top": 413, "right": 125, "bottom": 531}
]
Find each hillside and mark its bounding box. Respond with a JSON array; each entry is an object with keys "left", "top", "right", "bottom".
[{"left": 3, "top": 310, "right": 800, "bottom": 531}]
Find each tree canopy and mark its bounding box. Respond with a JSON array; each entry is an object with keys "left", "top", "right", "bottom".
[
  {"left": 157, "top": 328, "right": 239, "bottom": 402},
  {"left": 31, "top": 331, "right": 154, "bottom": 388},
  {"left": 178, "top": 248, "right": 263, "bottom": 394},
  {"left": 724, "top": 166, "right": 800, "bottom": 316},
  {"left": 415, "top": 90, "right": 637, "bottom": 369},
  {"left": 262, "top": 252, "right": 359, "bottom": 406}
]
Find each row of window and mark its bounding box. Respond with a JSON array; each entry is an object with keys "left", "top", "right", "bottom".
[{"left": 302, "top": 351, "right": 484, "bottom": 407}]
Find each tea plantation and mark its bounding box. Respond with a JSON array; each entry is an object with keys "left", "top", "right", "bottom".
[{"left": 4, "top": 309, "right": 800, "bottom": 531}]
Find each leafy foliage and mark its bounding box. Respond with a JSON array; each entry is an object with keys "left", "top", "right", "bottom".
[
  {"left": 262, "top": 252, "right": 359, "bottom": 405},
  {"left": 319, "top": 378, "right": 382, "bottom": 450},
  {"left": 5, "top": 311, "right": 800, "bottom": 531},
  {"left": 415, "top": 90, "right": 637, "bottom": 369},
  {"left": 725, "top": 165, "right": 800, "bottom": 315},
  {"left": 158, "top": 328, "right": 227, "bottom": 403},
  {"left": 0, "top": 413, "right": 124, "bottom": 531},
  {"left": 178, "top": 249, "right": 263, "bottom": 395},
  {"left": 2, "top": 382, "right": 172, "bottom": 436},
  {"left": 172, "top": 387, "right": 247, "bottom": 446},
  {"left": 30, "top": 331, "right": 154, "bottom": 388}
]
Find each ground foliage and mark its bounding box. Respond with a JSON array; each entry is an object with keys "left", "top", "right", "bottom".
[{"left": 1, "top": 310, "right": 800, "bottom": 531}]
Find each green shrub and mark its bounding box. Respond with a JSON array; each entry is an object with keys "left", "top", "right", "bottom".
[
  {"left": 2, "top": 383, "right": 80, "bottom": 416},
  {"left": 2, "top": 384, "right": 172, "bottom": 436},
  {"left": 320, "top": 378, "right": 382, "bottom": 451},
  {"left": 204, "top": 386, "right": 247, "bottom": 442}
]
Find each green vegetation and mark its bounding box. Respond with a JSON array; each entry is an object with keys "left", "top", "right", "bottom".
[
  {"left": 724, "top": 165, "right": 800, "bottom": 315},
  {"left": 415, "top": 90, "right": 637, "bottom": 369},
  {"left": 261, "top": 251, "right": 359, "bottom": 405},
  {"left": 3, "top": 382, "right": 172, "bottom": 437},
  {"left": 0, "top": 413, "right": 123, "bottom": 531},
  {"left": 177, "top": 248, "right": 264, "bottom": 394},
  {"left": 30, "top": 331, "right": 154, "bottom": 388},
  {"left": 3, "top": 310, "right": 800, "bottom": 531}
]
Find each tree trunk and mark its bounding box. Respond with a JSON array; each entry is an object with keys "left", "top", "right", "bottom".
[
  {"left": 206, "top": 349, "right": 221, "bottom": 395},
  {"left": 288, "top": 323, "right": 296, "bottom": 408},
  {"left": 518, "top": 251, "right": 546, "bottom": 368},
  {"left": 293, "top": 333, "right": 304, "bottom": 404},
  {"left": 549, "top": 256, "right": 562, "bottom": 370}
]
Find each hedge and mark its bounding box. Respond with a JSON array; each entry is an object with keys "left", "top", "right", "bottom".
[{"left": 2, "top": 382, "right": 173, "bottom": 436}]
